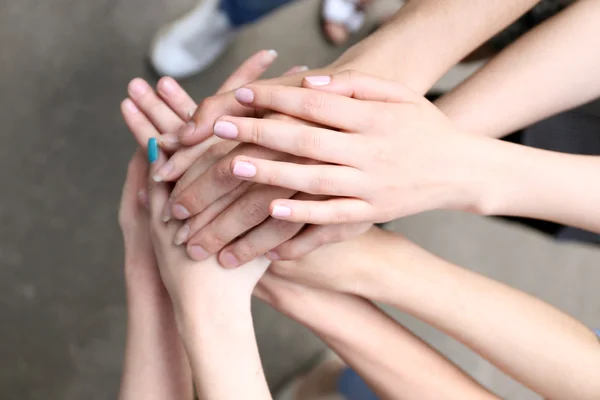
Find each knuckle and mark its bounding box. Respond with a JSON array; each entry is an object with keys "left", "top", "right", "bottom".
[
  {"left": 311, "top": 175, "right": 336, "bottom": 194},
  {"left": 214, "top": 159, "right": 237, "bottom": 186},
  {"left": 302, "top": 93, "right": 326, "bottom": 117},
  {"left": 239, "top": 200, "right": 269, "bottom": 226},
  {"left": 272, "top": 219, "right": 302, "bottom": 239},
  {"left": 194, "top": 230, "right": 229, "bottom": 253},
  {"left": 249, "top": 120, "right": 264, "bottom": 145},
  {"left": 298, "top": 130, "right": 321, "bottom": 151},
  {"left": 177, "top": 190, "right": 205, "bottom": 214}
]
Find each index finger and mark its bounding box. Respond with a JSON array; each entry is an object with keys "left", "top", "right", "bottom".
[
  {"left": 181, "top": 50, "right": 279, "bottom": 146},
  {"left": 233, "top": 84, "right": 372, "bottom": 132}
]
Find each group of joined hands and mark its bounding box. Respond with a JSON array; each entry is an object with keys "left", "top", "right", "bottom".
[{"left": 117, "top": 45, "right": 600, "bottom": 400}]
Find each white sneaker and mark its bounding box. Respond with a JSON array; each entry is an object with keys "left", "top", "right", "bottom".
[{"left": 149, "top": 0, "right": 237, "bottom": 78}]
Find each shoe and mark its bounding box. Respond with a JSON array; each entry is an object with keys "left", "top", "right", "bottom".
[{"left": 149, "top": 0, "right": 237, "bottom": 78}]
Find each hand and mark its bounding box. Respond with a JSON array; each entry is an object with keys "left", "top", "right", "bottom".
[
  {"left": 118, "top": 150, "right": 193, "bottom": 400},
  {"left": 127, "top": 64, "right": 371, "bottom": 267},
  {"left": 213, "top": 70, "right": 492, "bottom": 224},
  {"left": 145, "top": 141, "right": 270, "bottom": 310}
]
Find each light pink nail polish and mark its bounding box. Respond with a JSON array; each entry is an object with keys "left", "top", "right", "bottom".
[
  {"left": 235, "top": 88, "right": 254, "bottom": 103},
  {"left": 172, "top": 204, "right": 190, "bottom": 219},
  {"left": 233, "top": 161, "right": 257, "bottom": 178},
  {"left": 272, "top": 205, "right": 292, "bottom": 218},
  {"left": 189, "top": 245, "right": 209, "bottom": 260},
  {"left": 305, "top": 76, "right": 331, "bottom": 86},
  {"left": 266, "top": 251, "right": 280, "bottom": 260},
  {"left": 221, "top": 251, "right": 240, "bottom": 268},
  {"left": 214, "top": 121, "right": 239, "bottom": 139}
]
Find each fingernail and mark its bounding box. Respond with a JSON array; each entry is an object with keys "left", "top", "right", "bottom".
[
  {"left": 172, "top": 204, "right": 190, "bottom": 219},
  {"left": 137, "top": 189, "right": 148, "bottom": 209},
  {"left": 123, "top": 99, "right": 139, "bottom": 113},
  {"left": 305, "top": 76, "right": 331, "bottom": 86},
  {"left": 147, "top": 138, "right": 158, "bottom": 163},
  {"left": 235, "top": 88, "right": 254, "bottom": 103},
  {"left": 158, "top": 134, "right": 178, "bottom": 147},
  {"left": 153, "top": 161, "right": 174, "bottom": 182},
  {"left": 263, "top": 49, "right": 278, "bottom": 66},
  {"left": 189, "top": 245, "right": 209, "bottom": 261},
  {"left": 174, "top": 223, "right": 190, "bottom": 245},
  {"left": 159, "top": 78, "right": 176, "bottom": 95},
  {"left": 221, "top": 251, "right": 241, "bottom": 268},
  {"left": 128, "top": 79, "right": 147, "bottom": 97},
  {"left": 297, "top": 66, "right": 309, "bottom": 72},
  {"left": 266, "top": 251, "right": 280, "bottom": 261},
  {"left": 232, "top": 161, "right": 257, "bottom": 178},
  {"left": 187, "top": 109, "right": 195, "bottom": 121},
  {"left": 272, "top": 205, "right": 291, "bottom": 218},
  {"left": 161, "top": 198, "right": 172, "bottom": 222},
  {"left": 213, "top": 121, "right": 238, "bottom": 139}
]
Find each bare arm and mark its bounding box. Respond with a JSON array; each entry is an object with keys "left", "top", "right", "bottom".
[
  {"left": 335, "top": 0, "right": 540, "bottom": 93},
  {"left": 256, "top": 274, "right": 498, "bottom": 400},
  {"left": 270, "top": 228, "right": 600, "bottom": 400},
  {"left": 436, "top": 0, "right": 600, "bottom": 137}
]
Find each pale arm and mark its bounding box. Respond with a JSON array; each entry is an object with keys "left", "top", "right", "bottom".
[
  {"left": 436, "top": 0, "right": 600, "bottom": 137},
  {"left": 256, "top": 274, "right": 498, "bottom": 400},
  {"left": 361, "top": 230, "right": 600, "bottom": 400},
  {"left": 338, "top": 0, "right": 540, "bottom": 93}
]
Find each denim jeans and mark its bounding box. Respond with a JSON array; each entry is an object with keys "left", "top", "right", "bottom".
[{"left": 219, "top": 0, "right": 297, "bottom": 26}]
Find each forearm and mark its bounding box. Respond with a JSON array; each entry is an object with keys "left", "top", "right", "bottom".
[
  {"left": 119, "top": 279, "right": 193, "bottom": 400},
  {"left": 176, "top": 295, "right": 271, "bottom": 400},
  {"left": 470, "top": 137, "right": 600, "bottom": 233},
  {"left": 260, "top": 275, "right": 496, "bottom": 400},
  {"left": 359, "top": 231, "right": 600, "bottom": 399},
  {"left": 333, "top": 0, "right": 538, "bottom": 93},
  {"left": 436, "top": 0, "right": 600, "bottom": 138}
]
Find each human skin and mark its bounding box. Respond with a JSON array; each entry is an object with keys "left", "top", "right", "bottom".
[
  {"left": 152, "top": 0, "right": 541, "bottom": 266},
  {"left": 435, "top": 0, "right": 600, "bottom": 139}
]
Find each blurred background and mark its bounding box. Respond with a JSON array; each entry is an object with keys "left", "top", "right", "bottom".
[{"left": 0, "top": 0, "right": 598, "bottom": 398}]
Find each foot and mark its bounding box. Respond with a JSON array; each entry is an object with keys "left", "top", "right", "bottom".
[{"left": 149, "top": 0, "right": 237, "bottom": 78}]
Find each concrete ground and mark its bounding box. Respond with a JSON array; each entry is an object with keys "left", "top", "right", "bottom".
[{"left": 0, "top": 0, "right": 598, "bottom": 399}]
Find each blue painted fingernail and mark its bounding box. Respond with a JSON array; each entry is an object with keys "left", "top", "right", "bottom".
[{"left": 147, "top": 138, "right": 158, "bottom": 163}]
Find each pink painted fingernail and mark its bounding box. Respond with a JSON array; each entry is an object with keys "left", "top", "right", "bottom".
[
  {"left": 172, "top": 203, "right": 190, "bottom": 219},
  {"left": 272, "top": 205, "right": 291, "bottom": 218},
  {"left": 213, "top": 121, "right": 238, "bottom": 139},
  {"left": 266, "top": 251, "right": 280, "bottom": 261},
  {"left": 305, "top": 76, "right": 331, "bottom": 86},
  {"left": 179, "top": 121, "right": 196, "bottom": 138},
  {"left": 235, "top": 88, "right": 254, "bottom": 103},
  {"left": 161, "top": 198, "right": 173, "bottom": 222},
  {"left": 189, "top": 245, "right": 209, "bottom": 260},
  {"left": 221, "top": 251, "right": 241, "bottom": 268},
  {"left": 174, "top": 223, "right": 190, "bottom": 245},
  {"left": 233, "top": 161, "right": 257, "bottom": 178},
  {"left": 153, "top": 161, "right": 173, "bottom": 182}
]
